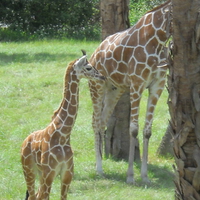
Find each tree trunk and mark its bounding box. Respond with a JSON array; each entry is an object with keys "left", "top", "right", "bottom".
[
  {"left": 101, "top": 0, "right": 130, "bottom": 40},
  {"left": 169, "top": 0, "right": 200, "bottom": 199},
  {"left": 157, "top": 123, "right": 173, "bottom": 157},
  {"left": 101, "top": 0, "right": 140, "bottom": 161}
]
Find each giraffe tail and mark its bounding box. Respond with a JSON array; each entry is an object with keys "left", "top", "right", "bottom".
[{"left": 25, "top": 190, "right": 29, "bottom": 200}]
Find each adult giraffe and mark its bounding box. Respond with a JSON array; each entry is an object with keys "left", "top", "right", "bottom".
[
  {"left": 89, "top": 1, "right": 171, "bottom": 184},
  {"left": 21, "top": 52, "right": 105, "bottom": 200}
]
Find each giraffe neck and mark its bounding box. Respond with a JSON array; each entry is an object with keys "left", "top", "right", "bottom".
[
  {"left": 52, "top": 65, "right": 80, "bottom": 135},
  {"left": 136, "top": 1, "right": 171, "bottom": 43},
  {"left": 149, "top": 1, "right": 171, "bottom": 40}
]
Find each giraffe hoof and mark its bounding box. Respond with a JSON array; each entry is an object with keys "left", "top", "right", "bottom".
[
  {"left": 96, "top": 169, "right": 104, "bottom": 176},
  {"left": 126, "top": 176, "right": 135, "bottom": 184},
  {"left": 142, "top": 177, "right": 151, "bottom": 184}
]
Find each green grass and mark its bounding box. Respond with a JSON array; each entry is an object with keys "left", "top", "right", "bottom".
[{"left": 0, "top": 40, "right": 174, "bottom": 200}]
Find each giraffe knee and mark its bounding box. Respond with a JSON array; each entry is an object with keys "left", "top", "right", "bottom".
[
  {"left": 130, "top": 123, "right": 138, "bottom": 138},
  {"left": 143, "top": 129, "right": 152, "bottom": 139}
]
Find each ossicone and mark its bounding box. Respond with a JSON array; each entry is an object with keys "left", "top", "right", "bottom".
[{"left": 81, "top": 49, "right": 86, "bottom": 56}]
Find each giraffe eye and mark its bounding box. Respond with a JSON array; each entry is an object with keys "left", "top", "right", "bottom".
[{"left": 86, "top": 67, "right": 92, "bottom": 71}]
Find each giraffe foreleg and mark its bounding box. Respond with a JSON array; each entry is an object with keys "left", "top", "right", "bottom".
[
  {"left": 99, "top": 85, "right": 124, "bottom": 173},
  {"left": 21, "top": 142, "right": 37, "bottom": 200},
  {"left": 60, "top": 153, "right": 74, "bottom": 200},
  {"left": 127, "top": 84, "right": 143, "bottom": 184},
  {"left": 141, "top": 77, "right": 166, "bottom": 183},
  {"left": 95, "top": 129, "right": 104, "bottom": 175},
  {"left": 22, "top": 167, "right": 36, "bottom": 200},
  {"left": 36, "top": 168, "right": 56, "bottom": 200},
  {"left": 89, "top": 80, "right": 105, "bottom": 174},
  {"left": 141, "top": 133, "right": 151, "bottom": 183},
  {"left": 141, "top": 115, "right": 153, "bottom": 183},
  {"left": 126, "top": 122, "right": 139, "bottom": 184},
  {"left": 60, "top": 170, "right": 73, "bottom": 200}
]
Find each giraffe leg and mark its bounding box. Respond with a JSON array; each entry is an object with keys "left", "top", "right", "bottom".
[
  {"left": 126, "top": 122, "right": 140, "bottom": 184},
  {"left": 60, "top": 169, "right": 73, "bottom": 200},
  {"left": 36, "top": 168, "right": 55, "bottom": 200},
  {"left": 127, "top": 84, "right": 144, "bottom": 184},
  {"left": 22, "top": 166, "right": 36, "bottom": 200},
  {"left": 89, "top": 80, "right": 105, "bottom": 174},
  {"left": 141, "top": 77, "right": 166, "bottom": 183},
  {"left": 95, "top": 86, "right": 124, "bottom": 174},
  {"left": 102, "top": 86, "right": 125, "bottom": 154},
  {"left": 21, "top": 144, "right": 37, "bottom": 200},
  {"left": 89, "top": 80, "right": 124, "bottom": 175},
  {"left": 60, "top": 155, "right": 74, "bottom": 200}
]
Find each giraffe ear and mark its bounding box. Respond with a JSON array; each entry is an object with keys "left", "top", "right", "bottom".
[{"left": 75, "top": 55, "right": 87, "bottom": 68}]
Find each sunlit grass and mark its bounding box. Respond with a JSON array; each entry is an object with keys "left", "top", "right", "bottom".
[{"left": 0, "top": 40, "right": 174, "bottom": 200}]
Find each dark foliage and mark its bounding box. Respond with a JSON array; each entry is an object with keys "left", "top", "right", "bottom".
[
  {"left": 0, "top": 0, "right": 165, "bottom": 41},
  {"left": 0, "top": 0, "right": 100, "bottom": 40}
]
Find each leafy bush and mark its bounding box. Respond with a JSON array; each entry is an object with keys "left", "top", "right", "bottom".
[
  {"left": 0, "top": 0, "right": 100, "bottom": 40},
  {"left": 129, "top": 0, "right": 165, "bottom": 25},
  {"left": 0, "top": 0, "right": 165, "bottom": 41}
]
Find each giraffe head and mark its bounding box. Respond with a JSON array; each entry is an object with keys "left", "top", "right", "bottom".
[{"left": 72, "top": 50, "right": 105, "bottom": 81}]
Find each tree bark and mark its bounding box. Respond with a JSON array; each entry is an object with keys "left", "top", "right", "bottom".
[
  {"left": 169, "top": 0, "right": 200, "bottom": 199},
  {"left": 157, "top": 123, "right": 173, "bottom": 157},
  {"left": 101, "top": 0, "right": 130, "bottom": 40},
  {"left": 101, "top": 0, "right": 140, "bottom": 161}
]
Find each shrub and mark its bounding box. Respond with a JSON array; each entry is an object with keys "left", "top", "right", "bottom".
[
  {"left": 0, "top": 0, "right": 100, "bottom": 40},
  {"left": 0, "top": 0, "right": 165, "bottom": 41},
  {"left": 129, "top": 0, "right": 165, "bottom": 25}
]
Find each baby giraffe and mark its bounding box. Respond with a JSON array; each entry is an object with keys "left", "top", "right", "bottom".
[{"left": 21, "top": 51, "right": 105, "bottom": 200}]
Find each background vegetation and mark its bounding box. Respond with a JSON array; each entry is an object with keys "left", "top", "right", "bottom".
[{"left": 0, "top": 0, "right": 165, "bottom": 41}]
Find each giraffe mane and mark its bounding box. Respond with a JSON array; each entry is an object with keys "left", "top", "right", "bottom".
[
  {"left": 51, "top": 59, "right": 78, "bottom": 121},
  {"left": 147, "top": 0, "right": 171, "bottom": 13}
]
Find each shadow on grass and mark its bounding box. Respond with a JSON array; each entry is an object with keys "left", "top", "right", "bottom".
[
  {"left": 104, "top": 161, "right": 174, "bottom": 189},
  {"left": 0, "top": 52, "right": 78, "bottom": 65},
  {"left": 74, "top": 160, "right": 174, "bottom": 190}
]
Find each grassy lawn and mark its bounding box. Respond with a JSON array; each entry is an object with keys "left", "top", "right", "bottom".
[{"left": 0, "top": 40, "right": 174, "bottom": 200}]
